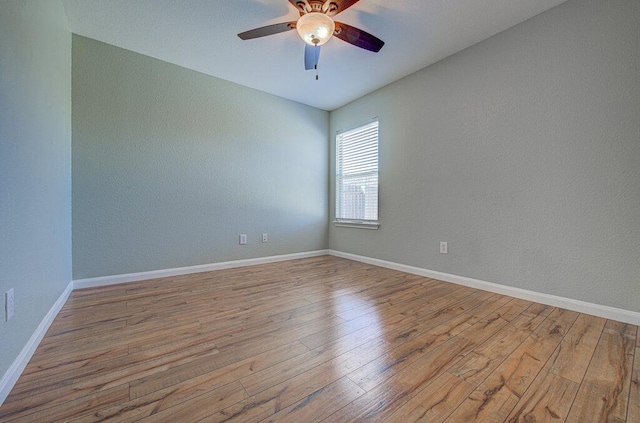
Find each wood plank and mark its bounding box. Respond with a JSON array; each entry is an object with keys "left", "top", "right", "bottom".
[
  {"left": 136, "top": 381, "right": 247, "bottom": 423},
  {"left": 544, "top": 313, "right": 606, "bottom": 383},
  {"left": 505, "top": 369, "right": 579, "bottom": 422},
  {"left": 3, "top": 339, "right": 219, "bottom": 415},
  {"left": 39, "top": 318, "right": 128, "bottom": 343},
  {"left": 327, "top": 303, "right": 544, "bottom": 422},
  {"left": 446, "top": 308, "right": 579, "bottom": 422},
  {"left": 383, "top": 372, "right": 475, "bottom": 423},
  {"left": 259, "top": 377, "right": 365, "bottom": 423},
  {"left": 330, "top": 282, "right": 456, "bottom": 322},
  {"left": 341, "top": 290, "right": 494, "bottom": 378},
  {"left": 298, "top": 288, "right": 486, "bottom": 351},
  {"left": 325, "top": 337, "right": 476, "bottom": 422},
  {"left": 213, "top": 333, "right": 400, "bottom": 422},
  {"left": 20, "top": 344, "right": 129, "bottom": 378},
  {"left": 37, "top": 319, "right": 202, "bottom": 352},
  {"left": 49, "top": 301, "right": 130, "bottom": 329},
  {"left": 78, "top": 342, "right": 307, "bottom": 423},
  {"left": 448, "top": 310, "right": 547, "bottom": 386},
  {"left": 194, "top": 297, "right": 314, "bottom": 326},
  {"left": 240, "top": 289, "right": 495, "bottom": 398},
  {"left": 629, "top": 331, "right": 640, "bottom": 423},
  {"left": 129, "top": 341, "right": 309, "bottom": 400},
  {"left": 268, "top": 300, "right": 333, "bottom": 323},
  {"left": 239, "top": 336, "right": 386, "bottom": 397},
  {"left": 0, "top": 384, "right": 129, "bottom": 422},
  {"left": 346, "top": 310, "right": 476, "bottom": 392},
  {"left": 566, "top": 320, "right": 636, "bottom": 423}
]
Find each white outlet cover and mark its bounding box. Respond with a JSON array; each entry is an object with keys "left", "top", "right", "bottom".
[
  {"left": 6, "top": 288, "right": 15, "bottom": 321},
  {"left": 239, "top": 234, "right": 247, "bottom": 245},
  {"left": 440, "top": 242, "right": 448, "bottom": 254}
]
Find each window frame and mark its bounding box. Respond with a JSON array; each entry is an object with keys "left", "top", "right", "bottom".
[{"left": 333, "top": 118, "right": 380, "bottom": 230}]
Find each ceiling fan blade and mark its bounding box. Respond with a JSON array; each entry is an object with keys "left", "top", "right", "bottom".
[
  {"left": 238, "top": 22, "right": 296, "bottom": 40},
  {"left": 325, "top": 0, "right": 360, "bottom": 17},
  {"left": 333, "top": 22, "right": 384, "bottom": 52},
  {"left": 304, "top": 44, "right": 321, "bottom": 70}
]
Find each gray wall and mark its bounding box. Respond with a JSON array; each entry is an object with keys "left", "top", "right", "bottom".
[
  {"left": 329, "top": 0, "right": 640, "bottom": 312},
  {"left": 0, "top": 1, "right": 72, "bottom": 379},
  {"left": 72, "top": 36, "right": 329, "bottom": 279}
]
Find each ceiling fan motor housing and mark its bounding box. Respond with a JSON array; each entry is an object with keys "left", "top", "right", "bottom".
[{"left": 295, "top": 1, "right": 339, "bottom": 14}]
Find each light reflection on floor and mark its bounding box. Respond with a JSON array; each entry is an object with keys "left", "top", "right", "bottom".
[{"left": 318, "top": 290, "right": 390, "bottom": 377}]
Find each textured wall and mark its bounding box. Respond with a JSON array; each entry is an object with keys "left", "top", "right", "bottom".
[
  {"left": 72, "top": 36, "right": 329, "bottom": 279},
  {"left": 0, "top": 1, "right": 72, "bottom": 380},
  {"left": 329, "top": 0, "right": 640, "bottom": 312}
]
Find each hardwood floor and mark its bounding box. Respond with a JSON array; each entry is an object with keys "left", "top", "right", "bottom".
[{"left": 1, "top": 256, "right": 637, "bottom": 422}]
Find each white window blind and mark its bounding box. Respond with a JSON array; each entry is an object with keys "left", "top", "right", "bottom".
[{"left": 336, "top": 119, "right": 379, "bottom": 223}]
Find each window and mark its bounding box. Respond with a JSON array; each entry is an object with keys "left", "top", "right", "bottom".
[{"left": 335, "top": 119, "right": 379, "bottom": 228}]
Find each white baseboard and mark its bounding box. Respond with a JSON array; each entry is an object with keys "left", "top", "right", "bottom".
[
  {"left": 73, "top": 250, "right": 330, "bottom": 290},
  {"left": 0, "top": 280, "right": 73, "bottom": 406},
  {"left": 329, "top": 250, "right": 640, "bottom": 326}
]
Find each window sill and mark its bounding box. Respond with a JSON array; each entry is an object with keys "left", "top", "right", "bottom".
[{"left": 332, "top": 220, "right": 380, "bottom": 230}]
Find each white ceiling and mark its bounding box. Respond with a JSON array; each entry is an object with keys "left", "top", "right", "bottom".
[{"left": 62, "top": 0, "right": 568, "bottom": 111}]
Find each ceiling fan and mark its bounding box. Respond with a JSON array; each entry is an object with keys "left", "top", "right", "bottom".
[{"left": 238, "top": 0, "right": 384, "bottom": 76}]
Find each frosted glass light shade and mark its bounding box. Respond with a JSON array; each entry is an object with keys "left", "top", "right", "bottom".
[{"left": 296, "top": 12, "right": 335, "bottom": 46}]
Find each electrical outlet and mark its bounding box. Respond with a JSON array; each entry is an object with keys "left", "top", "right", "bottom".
[
  {"left": 239, "top": 234, "right": 247, "bottom": 245},
  {"left": 440, "top": 241, "right": 448, "bottom": 254},
  {"left": 262, "top": 233, "right": 268, "bottom": 243},
  {"left": 6, "top": 288, "right": 15, "bottom": 321}
]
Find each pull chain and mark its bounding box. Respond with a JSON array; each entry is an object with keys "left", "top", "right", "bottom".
[{"left": 315, "top": 45, "right": 319, "bottom": 80}]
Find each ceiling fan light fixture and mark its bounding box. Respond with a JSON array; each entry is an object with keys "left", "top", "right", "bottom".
[{"left": 296, "top": 12, "right": 335, "bottom": 46}]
